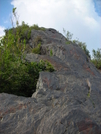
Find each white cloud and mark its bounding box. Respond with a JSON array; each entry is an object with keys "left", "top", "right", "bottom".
[
  {"left": 0, "top": 26, "right": 5, "bottom": 37},
  {"left": 10, "top": 0, "right": 101, "bottom": 55}
]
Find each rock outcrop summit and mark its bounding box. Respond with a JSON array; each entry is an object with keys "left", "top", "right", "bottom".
[{"left": 0, "top": 28, "right": 101, "bottom": 134}]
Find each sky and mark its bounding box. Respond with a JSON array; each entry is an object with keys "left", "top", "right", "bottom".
[{"left": 0, "top": 0, "right": 101, "bottom": 56}]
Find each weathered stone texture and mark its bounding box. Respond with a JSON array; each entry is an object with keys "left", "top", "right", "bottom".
[{"left": 0, "top": 28, "right": 101, "bottom": 134}]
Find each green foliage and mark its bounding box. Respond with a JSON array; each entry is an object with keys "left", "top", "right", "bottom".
[
  {"left": 44, "top": 60, "right": 55, "bottom": 72},
  {"left": 92, "top": 49, "right": 101, "bottom": 60},
  {"left": 87, "top": 92, "right": 90, "bottom": 97},
  {"left": 0, "top": 7, "right": 54, "bottom": 97},
  {"left": 30, "top": 24, "right": 46, "bottom": 31},
  {"left": 13, "top": 7, "right": 16, "bottom": 14},
  {"left": 63, "top": 29, "right": 91, "bottom": 58},
  {"left": 0, "top": 25, "right": 28, "bottom": 96},
  {"left": 0, "top": 30, "right": 54, "bottom": 97},
  {"left": 73, "top": 40, "right": 90, "bottom": 58},
  {"left": 66, "top": 41, "right": 71, "bottom": 45},
  {"left": 91, "top": 49, "right": 101, "bottom": 69},
  {"left": 63, "top": 28, "right": 73, "bottom": 41},
  {"left": 50, "top": 49, "right": 53, "bottom": 56},
  {"left": 32, "top": 43, "right": 41, "bottom": 54},
  {"left": 0, "top": 60, "right": 55, "bottom": 97},
  {"left": 12, "top": 7, "right": 19, "bottom": 27},
  {"left": 4, "top": 23, "right": 45, "bottom": 45},
  {"left": 32, "top": 36, "right": 43, "bottom": 54},
  {"left": 31, "top": 24, "right": 39, "bottom": 30},
  {"left": 15, "top": 23, "right": 31, "bottom": 41},
  {"left": 63, "top": 29, "right": 73, "bottom": 45}
]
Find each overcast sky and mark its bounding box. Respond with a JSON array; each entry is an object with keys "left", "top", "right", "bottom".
[{"left": 0, "top": 0, "right": 101, "bottom": 56}]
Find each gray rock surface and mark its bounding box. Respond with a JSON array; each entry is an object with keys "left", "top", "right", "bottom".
[{"left": 0, "top": 28, "right": 101, "bottom": 134}]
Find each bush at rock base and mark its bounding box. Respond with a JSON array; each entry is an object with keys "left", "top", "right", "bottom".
[{"left": 0, "top": 8, "right": 54, "bottom": 97}]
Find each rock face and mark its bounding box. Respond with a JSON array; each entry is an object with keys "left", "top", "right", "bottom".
[{"left": 0, "top": 28, "right": 101, "bottom": 134}]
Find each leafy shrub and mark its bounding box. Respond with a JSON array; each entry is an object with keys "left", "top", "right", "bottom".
[
  {"left": 66, "top": 41, "right": 71, "bottom": 45},
  {"left": 0, "top": 28, "right": 54, "bottom": 97},
  {"left": 0, "top": 7, "right": 54, "bottom": 97},
  {"left": 91, "top": 49, "right": 101, "bottom": 69},
  {"left": 31, "top": 24, "right": 39, "bottom": 30},
  {"left": 44, "top": 60, "right": 55, "bottom": 72},
  {"left": 32, "top": 36, "right": 43, "bottom": 54},
  {"left": 0, "top": 30, "right": 54, "bottom": 97},
  {"left": 32, "top": 43, "right": 41, "bottom": 54},
  {"left": 73, "top": 40, "right": 91, "bottom": 58},
  {"left": 30, "top": 24, "right": 46, "bottom": 31},
  {"left": 0, "top": 60, "right": 55, "bottom": 97}
]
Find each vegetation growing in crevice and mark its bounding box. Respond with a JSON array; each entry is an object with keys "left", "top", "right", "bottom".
[
  {"left": 44, "top": 60, "right": 55, "bottom": 72},
  {"left": 50, "top": 49, "right": 53, "bottom": 56},
  {"left": 32, "top": 43, "right": 41, "bottom": 54},
  {"left": 32, "top": 36, "right": 43, "bottom": 54},
  {"left": 66, "top": 41, "right": 71, "bottom": 45},
  {"left": 0, "top": 7, "right": 54, "bottom": 97}
]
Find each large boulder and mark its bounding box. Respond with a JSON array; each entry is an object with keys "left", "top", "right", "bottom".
[{"left": 0, "top": 28, "right": 101, "bottom": 134}]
